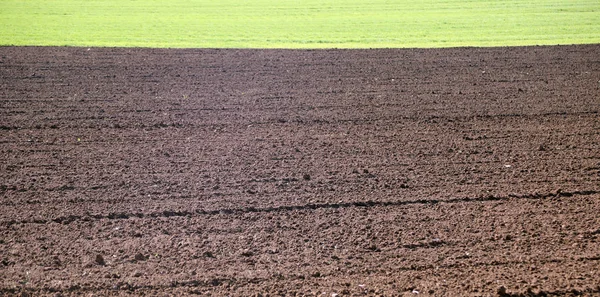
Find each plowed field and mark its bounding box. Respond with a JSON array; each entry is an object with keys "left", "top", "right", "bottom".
[{"left": 1, "top": 45, "right": 599, "bottom": 296}]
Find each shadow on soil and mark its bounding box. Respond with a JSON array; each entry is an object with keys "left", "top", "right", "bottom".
[{"left": 2, "top": 190, "right": 597, "bottom": 226}]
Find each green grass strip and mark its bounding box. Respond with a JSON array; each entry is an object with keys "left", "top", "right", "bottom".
[{"left": 1, "top": 0, "right": 599, "bottom": 48}]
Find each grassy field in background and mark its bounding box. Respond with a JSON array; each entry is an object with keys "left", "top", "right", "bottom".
[{"left": 1, "top": 0, "right": 599, "bottom": 48}]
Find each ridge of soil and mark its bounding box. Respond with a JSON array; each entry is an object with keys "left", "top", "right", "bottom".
[{"left": 1, "top": 45, "right": 599, "bottom": 296}]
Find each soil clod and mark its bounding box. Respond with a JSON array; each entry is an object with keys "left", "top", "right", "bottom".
[{"left": 95, "top": 254, "right": 106, "bottom": 266}]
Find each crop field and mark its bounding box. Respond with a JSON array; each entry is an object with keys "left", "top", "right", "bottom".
[
  {"left": 1, "top": 0, "right": 600, "bottom": 48},
  {"left": 1, "top": 44, "right": 600, "bottom": 296},
  {"left": 1, "top": 0, "right": 600, "bottom": 296}
]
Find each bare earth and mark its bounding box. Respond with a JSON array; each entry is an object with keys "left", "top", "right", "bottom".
[{"left": 1, "top": 45, "right": 599, "bottom": 296}]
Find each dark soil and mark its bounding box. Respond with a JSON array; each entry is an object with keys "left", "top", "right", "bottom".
[{"left": 1, "top": 45, "right": 599, "bottom": 296}]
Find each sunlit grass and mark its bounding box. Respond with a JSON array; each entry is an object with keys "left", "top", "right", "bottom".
[{"left": 1, "top": 0, "right": 599, "bottom": 48}]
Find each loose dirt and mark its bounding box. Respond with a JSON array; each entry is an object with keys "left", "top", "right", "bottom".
[{"left": 1, "top": 45, "right": 599, "bottom": 296}]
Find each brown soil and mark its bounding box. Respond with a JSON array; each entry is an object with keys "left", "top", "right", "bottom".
[{"left": 1, "top": 45, "right": 599, "bottom": 296}]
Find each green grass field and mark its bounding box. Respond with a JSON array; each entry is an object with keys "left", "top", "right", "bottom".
[{"left": 1, "top": 0, "right": 599, "bottom": 48}]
